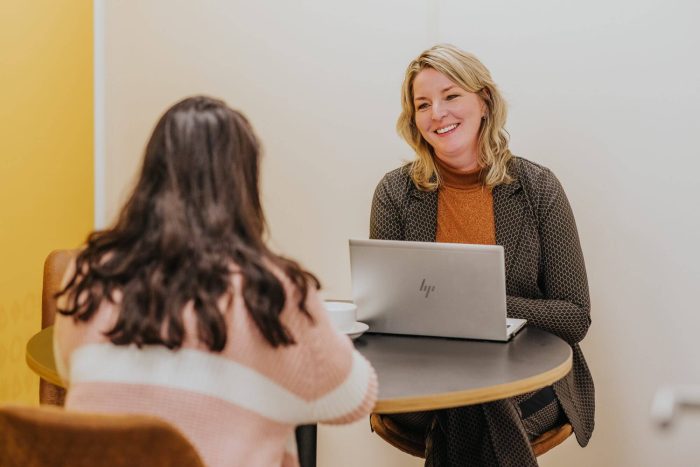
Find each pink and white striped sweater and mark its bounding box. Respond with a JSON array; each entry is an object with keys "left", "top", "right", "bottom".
[{"left": 54, "top": 271, "right": 378, "bottom": 467}]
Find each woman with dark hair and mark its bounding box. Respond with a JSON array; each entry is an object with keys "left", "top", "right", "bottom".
[
  {"left": 371, "top": 44, "right": 594, "bottom": 466},
  {"left": 54, "top": 96, "right": 377, "bottom": 467}
]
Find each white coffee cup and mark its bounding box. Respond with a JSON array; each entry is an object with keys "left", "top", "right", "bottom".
[{"left": 324, "top": 301, "right": 357, "bottom": 333}]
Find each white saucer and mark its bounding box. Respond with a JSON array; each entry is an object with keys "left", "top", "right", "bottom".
[{"left": 344, "top": 321, "right": 369, "bottom": 340}]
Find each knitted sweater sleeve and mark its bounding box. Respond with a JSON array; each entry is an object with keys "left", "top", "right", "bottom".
[{"left": 298, "top": 288, "right": 378, "bottom": 425}]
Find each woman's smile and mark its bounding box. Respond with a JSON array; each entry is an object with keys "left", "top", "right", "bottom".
[{"left": 435, "top": 123, "right": 460, "bottom": 136}]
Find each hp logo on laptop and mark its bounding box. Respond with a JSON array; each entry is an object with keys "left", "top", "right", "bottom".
[{"left": 419, "top": 279, "right": 436, "bottom": 298}]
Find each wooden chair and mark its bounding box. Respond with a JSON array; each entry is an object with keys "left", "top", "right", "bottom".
[
  {"left": 39, "top": 249, "right": 77, "bottom": 406},
  {"left": 370, "top": 412, "right": 573, "bottom": 458},
  {"left": 0, "top": 405, "right": 205, "bottom": 467}
]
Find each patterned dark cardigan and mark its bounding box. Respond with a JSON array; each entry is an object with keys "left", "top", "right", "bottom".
[{"left": 370, "top": 156, "right": 594, "bottom": 466}]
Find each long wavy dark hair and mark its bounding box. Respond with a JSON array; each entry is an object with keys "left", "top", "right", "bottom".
[{"left": 57, "top": 96, "right": 319, "bottom": 350}]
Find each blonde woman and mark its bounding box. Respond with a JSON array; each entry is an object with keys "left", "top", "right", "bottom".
[{"left": 370, "top": 44, "right": 594, "bottom": 466}]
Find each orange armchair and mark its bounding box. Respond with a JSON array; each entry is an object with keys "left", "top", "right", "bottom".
[{"left": 0, "top": 404, "right": 204, "bottom": 467}]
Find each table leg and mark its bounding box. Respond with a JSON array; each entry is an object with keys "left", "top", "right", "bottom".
[{"left": 295, "top": 424, "right": 317, "bottom": 467}]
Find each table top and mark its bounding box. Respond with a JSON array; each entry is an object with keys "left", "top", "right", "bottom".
[
  {"left": 27, "top": 326, "right": 571, "bottom": 414},
  {"left": 356, "top": 328, "right": 571, "bottom": 413},
  {"left": 26, "top": 325, "right": 62, "bottom": 387},
  {"left": 25, "top": 326, "right": 63, "bottom": 387}
]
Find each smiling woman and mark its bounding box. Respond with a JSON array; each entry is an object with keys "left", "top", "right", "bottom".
[
  {"left": 369, "top": 44, "right": 594, "bottom": 467},
  {"left": 411, "top": 68, "right": 486, "bottom": 172},
  {"left": 396, "top": 44, "right": 512, "bottom": 193}
]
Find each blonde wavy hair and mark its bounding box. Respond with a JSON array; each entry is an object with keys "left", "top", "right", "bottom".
[{"left": 397, "top": 44, "right": 513, "bottom": 190}]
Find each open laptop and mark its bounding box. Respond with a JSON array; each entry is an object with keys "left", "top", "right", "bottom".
[{"left": 349, "top": 239, "right": 527, "bottom": 342}]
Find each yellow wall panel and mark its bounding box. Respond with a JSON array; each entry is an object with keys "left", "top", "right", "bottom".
[{"left": 0, "top": 0, "right": 93, "bottom": 403}]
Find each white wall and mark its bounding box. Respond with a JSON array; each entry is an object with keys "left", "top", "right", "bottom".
[{"left": 101, "top": 1, "right": 700, "bottom": 466}]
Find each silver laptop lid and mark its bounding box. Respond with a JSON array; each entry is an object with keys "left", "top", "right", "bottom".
[{"left": 349, "top": 239, "right": 509, "bottom": 341}]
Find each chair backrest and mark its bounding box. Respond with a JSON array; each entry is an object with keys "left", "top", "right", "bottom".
[
  {"left": 40, "top": 249, "right": 77, "bottom": 406},
  {"left": 0, "top": 405, "right": 205, "bottom": 467},
  {"left": 42, "top": 249, "right": 78, "bottom": 328}
]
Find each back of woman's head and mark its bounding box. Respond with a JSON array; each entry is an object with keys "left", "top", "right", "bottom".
[
  {"left": 137, "top": 96, "right": 265, "bottom": 252},
  {"left": 59, "top": 96, "right": 318, "bottom": 351}
]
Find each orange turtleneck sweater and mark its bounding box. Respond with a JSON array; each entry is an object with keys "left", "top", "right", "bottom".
[{"left": 434, "top": 158, "right": 496, "bottom": 245}]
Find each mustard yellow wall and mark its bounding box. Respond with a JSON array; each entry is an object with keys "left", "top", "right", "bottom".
[{"left": 0, "top": 0, "right": 93, "bottom": 403}]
